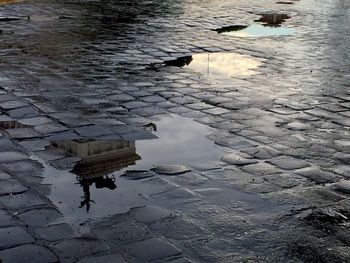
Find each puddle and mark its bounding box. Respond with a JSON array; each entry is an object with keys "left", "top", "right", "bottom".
[
  {"left": 34, "top": 115, "right": 230, "bottom": 225},
  {"left": 169, "top": 52, "right": 261, "bottom": 78},
  {"left": 216, "top": 14, "right": 294, "bottom": 37}
]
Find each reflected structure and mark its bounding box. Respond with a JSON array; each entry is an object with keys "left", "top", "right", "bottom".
[
  {"left": 51, "top": 139, "right": 140, "bottom": 212},
  {"left": 254, "top": 14, "right": 291, "bottom": 27}
]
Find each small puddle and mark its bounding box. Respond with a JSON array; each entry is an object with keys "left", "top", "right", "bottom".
[
  {"left": 165, "top": 52, "right": 261, "bottom": 78},
  {"left": 215, "top": 14, "right": 294, "bottom": 37}
]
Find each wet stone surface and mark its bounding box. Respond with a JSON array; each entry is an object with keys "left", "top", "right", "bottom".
[{"left": 0, "top": 0, "right": 350, "bottom": 261}]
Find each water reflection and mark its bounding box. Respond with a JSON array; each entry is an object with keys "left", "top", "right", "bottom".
[
  {"left": 39, "top": 115, "right": 227, "bottom": 219},
  {"left": 216, "top": 14, "right": 294, "bottom": 37},
  {"left": 182, "top": 52, "right": 261, "bottom": 77},
  {"left": 51, "top": 139, "right": 140, "bottom": 212},
  {"left": 254, "top": 14, "right": 291, "bottom": 27},
  {"left": 0, "top": 120, "right": 32, "bottom": 131}
]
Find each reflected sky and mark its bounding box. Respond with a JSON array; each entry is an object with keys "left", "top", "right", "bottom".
[
  {"left": 221, "top": 24, "right": 295, "bottom": 37},
  {"left": 184, "top": 52, "right": 261, "bottom": 77}
]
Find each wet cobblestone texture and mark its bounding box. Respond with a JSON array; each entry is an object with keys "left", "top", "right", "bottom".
[{"left": 0, "top": 0, "right": 350, "bottom": 262}]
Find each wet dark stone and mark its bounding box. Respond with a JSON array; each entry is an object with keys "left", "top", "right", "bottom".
[
  {"left": 221, "top": 153, "right": 258, "bottom": 165},
  {"left": 333, "top": 180, "right": 350, "bottom": 194},
  {"left": 0, "top": 244, "right": 57, "bottom": 263},
  {"left": 51, "top": 238, "right": 110, "bottom": 261},
  {"left": 0, "top": 227, "right": 34, "bottom": 250},
  {"left": 241, "top": 162, "right": 280, "bottom": 175},
  {"left": 152, "top": 165, "right": 191, "bottom": 175},
  {"left": 295, "top": 167, "right": 337, "bottom": 184},
  {"left": 214, "top": 25, "right": 248, "bottom": 33},
  {"left": 131, "top": 205, "right": 179, "bottom": 224},
  {"left": 0, "top": 191, "right": 47, "bottom": 210},
  {"left": 150, "top": 218, "right": 204, "bottom": 240},
  {"left": 76, "top": 253, "right": 126, "bottom": 263},
  {"left": 0, "top": 100, "right": 28, "bottom": 110},
  {"left": 35, "top": 223, "right": 74, "bottom": 241},
  {"left": 163, "top": 56, "right": 193, "bottom": 67},
  {"left": 5, "top": 128, "right": 41, "bottom": 139},
  {"left": 93, "top": 220, "right": 152, "bottom": 247},
  {"left": 122, "top": 238, "right": 181, "bottom": 261},
  {"left": 18, "top": 207, "right": 62, "bottom": 227},
  {"left": 0, "top": 179, "right": 28, "bottom": 196},
  {"left": 0, "top": 209, "right": 21, "bottom": 227},
  {"left": 0, "top": 151, "right": 27, "bottom": 163},
  {"left": 268, "top": 157, "right": 310, "bottom": 170},
  {"left": 121, "top": 170, "right": 155, "bottom": 180}
]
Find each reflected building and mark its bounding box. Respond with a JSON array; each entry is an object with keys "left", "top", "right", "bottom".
[
  {"left": 255, "top": 14, "right": 291, "bottom": 27},
  {"left": 51, "top": 139, "right": 141, "bottom": 212}
]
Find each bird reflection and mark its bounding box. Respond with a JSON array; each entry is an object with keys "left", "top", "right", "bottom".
[{"left": 77, "top": 175, "right": 117, "bottom": 212}]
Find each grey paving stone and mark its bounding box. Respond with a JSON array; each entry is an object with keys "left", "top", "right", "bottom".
[
  {"left": 0, "top": 209, "right": 21, "bottom": 227},
  {"left": 5, "top": 128, "right": 41, "bottom": 139},
  {"left": 131, "top": 205, "right": 179, "bottom": 224},
  {"left": 150, "top": 218, "right": 205, "bottom": 240},
  {"left": 121, "top": 170, "right": 155, "bottom": 180},
  {"left": 295, "top": 167, "right": 338, "bottom": 184},
  {"left": 34, "top": 123, "right": 69, "bottom": 134},
  {"left": 0, "top": 227, "right": 34, "bottom": 250},
  {"left": 221, "top": 153, "right": 258, "bottom": 165},
  {"left": 18, "top": 116, "right": 52, "bottom": 126},
  {"left": 0, "top": 100, "right": 28, "bottom": 110},
  {"left": 52, "top": 238, "right": 110, "bottom": 262},
  {"left": 0, "top": 244, "right": 57, "bottom": 263},
  {"left": 0, "top": 191, "right": 47, "bottom": 210},
  {"left": 240, "top": 162, "right": 281, "bottom": 175},
  {"left": 268, "top": 156, "right": 310, "bottom": 170},
  {"left": 0, "top": 171, "right": 11, "bottom": 180},
  {"left": 240, "top": 146, "right": 281, "bottom": 159},
  {"left": 18, "top": 207, "right": 62, "bottom": 227},
  {"left": 76, "top": 253, "right": 126, "bottom": 263},
  {"left": 0, "top": 138, "right": 17, "bottom": 151},
  {"left": 332, "top": 165, "right": 350, "bottom": 178},
  {"left": 0, "top": 151, "right": 27, "bottom": 163},
  {"left": 0, "top": 179, "right": 28, "bottom": 196},
  {"left": 93, "top": 220, "right": 152, "bottom": 246},
  {"left": 35, "top": 223, "right": 74, "bottom": 241},
  {"left": 122, "top": 238, "right": 181, "bottom": 261},
  {"left": 333, "top": 180, "right": 350, "bottom": 194},
  {"left": 152, "top": 165, "right": 191, "bottom": 175},
  {"left": 8, "top": 107, "right": 39, "bottom": 119}
]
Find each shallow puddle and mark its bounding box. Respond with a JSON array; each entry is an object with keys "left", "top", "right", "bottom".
[
  {"left": 166, "top": 52, "right": 261, "bottom": 78},
  {"left": 216, "top": 14, "right": 294, "bottom": 37},
  {"left": 34, "top": 115, "right": 232, "bottom": 225}
]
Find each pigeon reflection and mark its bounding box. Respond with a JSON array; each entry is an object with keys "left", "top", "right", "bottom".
[
  {"left": 51, "top": 139, "right": 141, "bottom": 213},
  {"left": 77, "top": 175, "right": 116, "bottom": 212}
]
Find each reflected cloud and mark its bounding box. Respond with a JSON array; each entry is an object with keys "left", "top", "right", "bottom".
[{"left": 184, "top": 52, "right": 261, "bottom": 77}]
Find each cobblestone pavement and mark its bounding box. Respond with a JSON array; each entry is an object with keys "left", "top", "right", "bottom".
[{"left": 0, "top": 0, "right": 350, "bottom": 262}]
